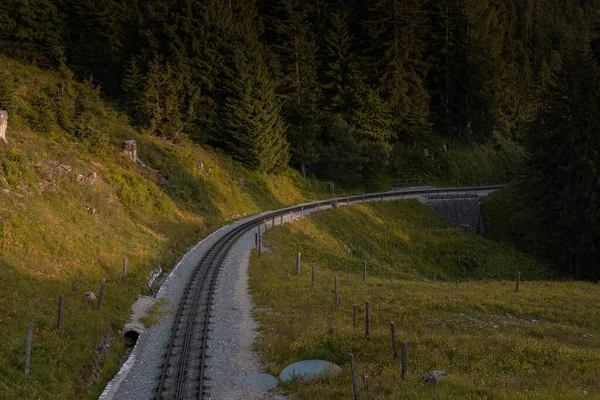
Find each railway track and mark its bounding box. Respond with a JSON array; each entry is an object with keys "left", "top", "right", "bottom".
[{"left": 153, "top": 185, "right": 503, "bottom": 400}]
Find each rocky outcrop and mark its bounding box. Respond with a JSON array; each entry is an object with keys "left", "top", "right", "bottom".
[{"left": 0, "top": 110, "right": 7, "bottom": 144}]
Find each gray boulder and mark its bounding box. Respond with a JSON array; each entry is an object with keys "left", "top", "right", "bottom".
[
  {"left": 421, "top": 370, "right": 447, "bottom": 384},
  {"left": 279, "top": 360, "right": 341, "bottom": 382}
]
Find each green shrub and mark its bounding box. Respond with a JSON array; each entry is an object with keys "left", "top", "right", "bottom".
[
  {"left": 27, "top": 90, "right": 56, "bottom": 134},
  {"left": 0, "top": 71, "right": 15, "bottom": 114}
]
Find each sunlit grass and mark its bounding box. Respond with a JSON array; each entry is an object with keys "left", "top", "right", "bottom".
[
  {"left": 249, "top": 201, "right": 600, "bottom": 399},
  {"left": 0, "top": 56, "right": 329, "bottom": 399}
]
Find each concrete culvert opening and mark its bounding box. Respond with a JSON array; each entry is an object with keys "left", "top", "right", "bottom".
[{"left": 124, "top": 330, "right": 140, "bottom": 344}]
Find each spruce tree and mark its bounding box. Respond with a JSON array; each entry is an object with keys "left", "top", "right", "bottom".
[
  {"left": 285, "top": 104, "right": 321, "bottom": 177},
  {"left": 162, "top": 76, "right": 185, "bottom": 142},
  {"left": 364, "top": 0, "right": 431, "bottom": 141},
  {"left": 273, "top": 0, "right": 321, "bottom": 108},
  {"left": 463, "top": 0, "right": 507, "bottom": 141},
  {"left": 428, "top": 0, "right": 506, "bottom": 142},
  {"left": 320, "top": 10, "right": 355, "bottom": 113},
  {"left": 525, "top": 48, "right": 600, "bottom": 278},
  {"left": 121, "top": 56, "right": 144, "bottom": 124},
  {"left": 140, "top": 56, "right": 164, "bottom": 135},
  {"left": 221, "top": 37, "right": 290, "bottom": 173},
  {"left": 268, "top": 0, "right": 322, "bottom": 176}
]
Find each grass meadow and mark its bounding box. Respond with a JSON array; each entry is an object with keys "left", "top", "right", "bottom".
[{"left": 249, "top": 200, "right": 600, "bottom": 399}]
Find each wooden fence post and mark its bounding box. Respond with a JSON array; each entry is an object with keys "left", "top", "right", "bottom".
[
  {"left": 57, "top": 296, "right": 64, "bottom": 331},
  {"left": 334, "top": 275, "right": 339, "bottom": 310},
  {"left": 353, "top": 304, "right": 357, "bottom": 328},
  {"left": 122, "top": 258, "right": 128, "bottom": 283},
  {"left": 312, "top": 263, "right": 316, "bottom": 287},
  {"left": 97, "top": 279, "right": 106, "bottom": 308},
  {"left": 349, "top": 353, "right": 360, "bottom": 400},
  {"left": 516, "top": 271, "right": 521, "bottom": 292},
  {"left": 296, "top": 252, "right": 301, "bottom": 275},
  {"left": 390, "top": 321, "right": 398, "bottom": 361},
  {"left": 401, "top": 341, "right": 408, "bottom": 379},
  {"left": 258, "top": 227, "right": 262, "bottom": 257},
  {"left": 24, "top": 323, "right": 33, "bottom": 374},
  {"left": 365, "top": 300, "right": 370, "bottom": 339}
]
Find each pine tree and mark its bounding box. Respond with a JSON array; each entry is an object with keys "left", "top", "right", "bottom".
[{"left": 221, "top": 37, "right": 290, "bottom": 173}]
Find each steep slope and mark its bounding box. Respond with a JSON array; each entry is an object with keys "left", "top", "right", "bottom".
[{"left": 0, "top": 57, "right": 327, "bottom": 399}]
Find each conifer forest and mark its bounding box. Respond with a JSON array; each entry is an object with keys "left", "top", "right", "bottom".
[{"left": 1, "top": 0, "right": 599, "bottom": 276}]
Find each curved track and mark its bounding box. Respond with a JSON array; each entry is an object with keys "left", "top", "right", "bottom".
[{"left": 154, "top": 185, "right": 503, "bottom": 400}]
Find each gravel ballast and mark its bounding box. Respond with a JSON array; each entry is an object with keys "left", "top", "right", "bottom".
[{"left": 99, "top": 212, "right": 274, "bottom": 400}]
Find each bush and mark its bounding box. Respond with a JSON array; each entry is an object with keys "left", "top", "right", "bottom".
[
  {"left": 27, "top": 90, "right": 57, "bottom": 134},
  {"left": 314, "top": 115, "right": 365, "bottom": 186},
  {"left": 0, "top": 71, "right": 15, "bottom": 114}
]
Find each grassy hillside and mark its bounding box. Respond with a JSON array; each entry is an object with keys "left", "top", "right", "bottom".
[
  {"left": 249, "top": 201, "right": 599, "bottom": 399},
  {"left": 0, "top": 57, "right": 330, "bottom": 399},
  {"left": 0, "top": 54, "right": 526, "bottom": 399}
]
